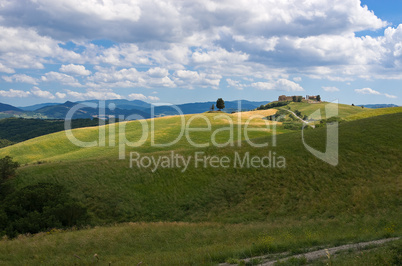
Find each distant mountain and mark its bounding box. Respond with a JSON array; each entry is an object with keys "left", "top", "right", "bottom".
[
  {"left": 78, "top": 99, "right": 152, "bottom": 110},
  {"left": 35, "top": 101, "right": 150, "bottom": 120},
  {"left": 19, "top": 102, "right": 60, "bottom": 111},
  {"left": 0, "top": 102, "right": 23, "bottom": 112},
  {"left": 150, "top": 100, "right": 269, "bottom": 116},
  {"left": 359, "top": 104, "right": 399, "bottom": 109},
  {"left": 5, "top": 99, "right": 270, "bottom": 120}
]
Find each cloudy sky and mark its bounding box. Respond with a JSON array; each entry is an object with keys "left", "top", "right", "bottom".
[{"left": 0, "top": 0, "right": 401, "bottom": 106}]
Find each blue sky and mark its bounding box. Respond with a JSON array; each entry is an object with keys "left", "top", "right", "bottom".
[{"left": 0, "top": 0, "right": 401, "bottom": 107}]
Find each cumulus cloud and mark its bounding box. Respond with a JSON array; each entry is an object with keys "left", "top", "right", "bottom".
[
  {"left": 0, "top": 63, "right": 14, "bottom": 74},
  {"left": 226, "top": 78, "right": 245, "bottom": 90},
  {"left": 60, "top": 64, "right": 91, "bottom": 76},
  {"left": 354, "top": 87, "right": 398, "bottom": 99},
  {"left": 0, "top": 1, "right": 401, "bottom": 102},
  {"left": 173, "top": 70, "right": 221, "bottom": 89},
  {"left": 55, "top": 92, "right": 67, "bottom": 99},
  {"left": 0, "top": 89, "right": 31, "bottom": 97},
  {"left": 128, "top": 93, "right": 160, "bottom": 101},
  {"left": 384, "top": 93, "right": 397, "bottom": 99},
  {"left": 128, "top": 93, "right": 147, "bottom": 101},
  {"left": 41, "top": 71, "right": 82, "bottom": 87},
  {"left": 0, "top": 26, "right": 80, "bottom": 69},
  {"left": 355, "top": 87, "right": 381, "bottom": 95},
  {"left": 31, "top": 86, "right": 55, "bottom": 99},
  {"left": 2, "top": 74, "right": 38, "bottom": 84},
  {"left": 148, "top": 96, "right": 160, "bottom": 101},
  {"left": 252, "top": 79, "right": 304, "bottom": 92},
  {"left": 322, "top": 86, "right": 340, "bottom": 92},
  {"left": 0, "top": 0, "right": 386, "bottom": 42},
  {"left": 66, "top": 89, "right": 123, "bottom": 100}
]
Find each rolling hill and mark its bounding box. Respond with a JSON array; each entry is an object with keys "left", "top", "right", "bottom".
[
  {"left": 0, "top": 102, "right": 23, "bottom": 112},
  {"left": 0, "top": 105, "right": 401, "bottom": 264},
  {"left": 4, "top": 99, "right": 269, "bottom": 120}
]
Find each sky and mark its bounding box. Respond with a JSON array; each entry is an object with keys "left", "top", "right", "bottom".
[{"left": 0, "top": 0, "right": 401, "bottom": 107}]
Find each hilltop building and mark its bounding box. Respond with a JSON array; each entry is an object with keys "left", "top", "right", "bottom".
[
  {"left": 278, "top": 95, "right": 305, "bottom": 101},
  {"left": 278, "top": 95, "right": 321, "bottom": 102}
]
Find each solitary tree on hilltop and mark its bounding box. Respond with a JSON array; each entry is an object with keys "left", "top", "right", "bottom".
[
  {"left": 216, "top": 98, "right": 225, "bottom": 111},
  {"left": 211, "top": 104, "right": 215, "bottom": 111}
]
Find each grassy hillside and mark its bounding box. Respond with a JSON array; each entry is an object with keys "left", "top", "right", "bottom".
[
  {"left": 0, "top": 221, "right": 399, "bottom": 265},
  {"left": 8, "top": 112, "right": 400, "bottom": 224},
  {"left": 0, "top": 109, "right": 401, "bottom": 264},
  {"left": 344, "top": 106, "right": 402, "bottom": 121},
  {"left": 287, "top": 102, "right": 371, "bottom": 119},
  {"left": 0, "top": 110, "right": 281, "bottom": 164},
  {"left": 0, "top": 118, "right": 111, "bottom": 146}
]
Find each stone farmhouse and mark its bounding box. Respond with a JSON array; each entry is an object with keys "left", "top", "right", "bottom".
[{"left": 278, "top": 95, "right": 321, "bottom": 102}]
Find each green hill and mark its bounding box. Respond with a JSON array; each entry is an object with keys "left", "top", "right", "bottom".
[
  {"left": 0, "top": 109, "right": 401, "bottom": 264},
  {"left": 286, "top": 102, "right": 372, "bottom": 119},
  {"left": 0, "top": 110, "right": 283, "bottom": 164}
]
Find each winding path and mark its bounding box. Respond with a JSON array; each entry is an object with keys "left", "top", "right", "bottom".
[{"left": 220, "top": 237, "right": 400, "bottom": 266}]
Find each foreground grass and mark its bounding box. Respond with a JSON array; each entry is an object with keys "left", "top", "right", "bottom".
[
  {"left": 0, "top": 111, "right": 401, "bottom": 265},
  {"left": 306, "top": 238, "right": 402, "bottom": 266},
  {"left": 0, "top": 220, "right": 400, "bottom": 265}
]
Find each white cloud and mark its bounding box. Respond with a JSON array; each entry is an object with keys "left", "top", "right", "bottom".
[
  {"left": 0, "top": 26, "right": 80, "bottom": 69},
  {"left": 30, "top": 86, "right": 55, "bottom": 99},
  {"left": 0, "top": 89, "right": 30, "bottom": 97},
  {"left": 1, "top": 0, "right": 385, "bottom": 43},
  {"left": 60, "top": 64, "right": 91, "bottom": 76},
  {"left": 148, "top": 96, "right": 160, "bottom": 101},
  {"left": 252, "top": 79, "right": 304, "bottom": 92},
  {"left": 322, "top": 86, "right": 340, "bottom": 92},
  {"left": 384, "top": 93, "right": 397, "bottom": 99},
  {"left": 2, "top": 74, "right": 38, "bottom": 84},
  {"left": 146, "top": 67, "right": 169, "bottom": 78},
  {"left": 128, "top": 93, "right": 147, "bottom": 101},
  {"left": 128, "top": 93, "right": 160, "bottom": 101},
  {"left": 41, "top": 71, "right": 82, "bottom": 87},
  {"left": 355, "top": 88, "right": 381, "bottom": 95},
  {"left": 66, "top": 89, "right": 123, "bottom": 100},
  {"left": 226, "top": 78, "right": 244, "bottom": 90},
  {"left": 0, "top": 1, "right": 401, "bottom": 103},
  {"left": 55, "top": 92, "right": 67, "bottom": 99},
  {"left": 354, "top": 88, "right": 398, "bottom": 99},
  {"left": 34, "top": 0, "right": 142, "bottom": 22},
  {"left": 0, "top": 63, "right": 14, "bottom": 74},
  {"left": 192, "top": 48, "right": 249, "bottom": 65},
  {"left": 173, "top": 70, "right": 221, "bottom": 89}
]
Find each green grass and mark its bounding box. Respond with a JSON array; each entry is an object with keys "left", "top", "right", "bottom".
[
  {"left": 287, "top": 102, "right": 372, "bottom": 119},
  {"left": 0, "top": 221, "right": 399, "bottom": 265},
  {"left": 309, "top": 238, "right": 402, "bottom": 265},
  {"left": 0, "top": 110, "right": 401, "bottom": 264},
  {"left": 344, "top": 106, "right": 402, "bottom": 121},
  {"left": 6, "top": 112, "right": 400, "bottom": 225},
  {"left": 0, "top": 112, "right": 286, "bottom": 164}
]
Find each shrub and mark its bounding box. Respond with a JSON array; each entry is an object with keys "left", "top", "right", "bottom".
[
  {"left": 0, "top": 183, "right": 89, "bottom": 238},
  {"left": 0, "top": 156, "right": 19, "bottom": 182}
]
